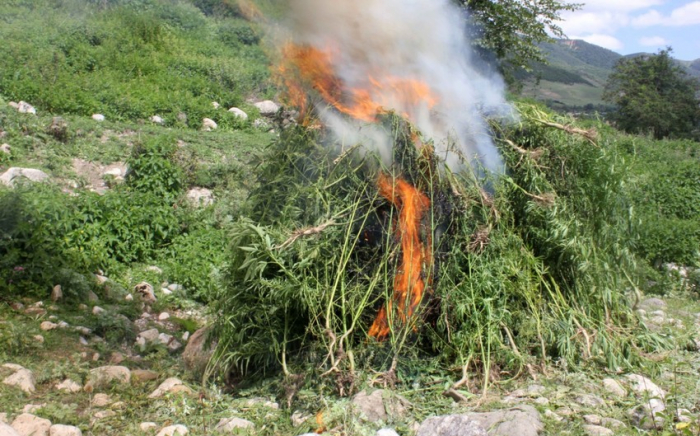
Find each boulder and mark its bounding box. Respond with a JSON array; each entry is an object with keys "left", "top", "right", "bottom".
[
  {"left": 84, "top": 366, "right": 131, "bottom": 390},
  {"left": 91, "top": 114, "right": 105, "bottom": 122},
  {"left": 150, "top": 116, "right": 164, "bottom": 124},
  {"left": 625, "top": 374, "right": 665, "bottom": 399},
  {"left": 48, "top": 425, "right": 82, "bottom": 436},
  {"left": 416, "top": 415, "right": 487, "bottom": 436},
  {"left": 140, "top": 423, "right": 157, "bottom": 432},
  {"left": 0, "top": 144, "right": 10, "bottom": 155},
  {"left": 182, "top": 327, "right": 214, "bottom": 376},
  {"left": 0, "top": 423, "right": 20, "bottom": 436},
  {"left": 602, "top": 378, "right": 626, "bottom": 398},
  {"left": 51, "top": 285, "right": 63, "bottom": 302},
  {"left": 254, "top": 100, "right": 280, "bottom": 115},
  {"left": 186, "top": 188, "right": 214, "bottom": 207},
  {"left": 352, "top": 389, "right": 409, "bottom": 423},
  {"left": 148, "top": 377, "right": 193, "bottom": 398},
  {"left": 202, "top": 118, "right": 217, "bottom": 131},
  {"left": 462, "top": 405, "right": 543, "bottom": 436},
  {"left": 134, "top": 282, "right": 156, "bottom": 304},
  {"left": 11, "top": 414, "right": 51, "bottom": 436},
  {"left": 40, "top": 321, "right": 58, "bottom": 331},
  {"left": 17, "top": 101, "right": 36, "bottom": 115},
  {"left": 3, "top": 368, "right": 36, "bottom": 393},
  {"left": 0, "top": 168, "right": 49, "bottom": 187},
  {"left": 56, "top": 379, "right": 82, "bottom": 393},
  {"left": 214, "top": 418, "right": 254, "bottom": 432},
  {"left": 155, "top": 425, "right": 187, "bottom": 436},
  {"left": 92, "top": 393, "right": 112, "bottom": 407},
  {"left": 228, "top": 107, "right": 248, "bottom": 120}
]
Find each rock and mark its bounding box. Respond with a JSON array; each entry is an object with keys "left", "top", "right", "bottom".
[
  {"left": 57, "top": 321, "right": 69, "bottom": 329},
  {"left": 212, "top": 101, "right": 220, "bottom": 109},
  {"left": 463, "top": 406, "right": 543, "bottom": 436},
  {"left": 8, "top": 101, "right": 19, "bottom": 109},
  {"left": 186, "top": 188, "right": 213, "bottom": 207},
  {"left": 40, "top": 321, "right": 58, "bottom": 331},
  {"left": 146, "top": 266, "right": 163, "bottom": 274},
  {"left": 533, "top": 397, "right": 549, "bottom": 405},
  {"left": 582, "top": 415, "right": 601, "bottom": 425},
  {"left": 161, "top": 288, "right": 173, "bottom": 296},
  {"left": 17, "top": 101, "right": 36, "bottom": 115},
  {"left": 377, "top": 430, "right": 400, "bottom": 436},
  {"left": 158, "top": 312, "right": 170, "bottom": 321},
  {"left": 78, "top": 304, "right": 88, "bottom": 311},
  {"left": 48, "top": 117, "right": 68, "bottom": 141},
  {"left": 158, "top": 333, "right": 182, "bottom": 351},
  {"left": 125, "top": 294, "right": 133, "bottom": 302},
  {"left": 22, "top": 405, "right": 43, "bottom": 414},
  {"left": 639, "top": 298, "right": 666, "bottom": 309},
  {"left": 56, "top": 379, "right": 82, "bottom": 393},
  {"left": 352, "top": 390, "right": 387, "bottom": 422},
  {"left": 167, "top": 283, "right": 183, "bottom": 292},
  {"left": 102, "top": 168, "right": 123, "bottom": 178},
  {"left": 3, "top": 368, "right": 36, "bottom": 393},
  {"left": 291, "top": 411, "right": 310, "bottom": 427},
  {"left": 244, "top": 398, "right": 279, "bottom": 409},
  {"left": 202, "top": 118, "right": 217, "bottom": 131},
  {"left": 228, "top": 107, "right": 248, "bottom": 119},
  {"left": 131, "top": 369, "right": 159, "bottom": 383},
  {"left": 182, "top": 331, "right": 190, "bottom": 342},
  {"left": 84, "top": 366, "right": 131, "bottom": 390},
  {"left": 253, "top": 118, "right": 269, "bottom": 130},
  {"left": 92, "top": 306, "right": 105, "bottom": 315},
  {"left": 140, "top": 422, "right": 157, "bottom": 432},
  {"left": 92, "top": 114, "right": 105, "bottom": 122},
  {"left": 182, "top": 327, "right": 214, "bottom": 376},
  {"left": 93, "top": 411, "right": 115, "bottom": 419},
  {"left": 11, "top": 414, "right": 51, "bottom": 436},
  {"left": 254, "top": 100, "right": 280, "bottom": 115},
  {"left": 138, "top": 329, "right": 160, "bottom": 345},
  {"left": 33, "top": 335, "right": 44, "bottom": 343},
  {"left": 628, "top": 403, "right": 665, "bottom": 429},
  {"left": 155, "top": 425, "right": 187, "bottom": 436},
  {"left": 93, "top": 393, "right": 112, "bottom": 407},
  {"left": 150, "top": 116, "right": 164, "bottom": 124},
  {"left": 602, "top": 378, "right": 626, "bottom": 398},
  {"left": 95, "top": 275, "right": 108, "bottom": 286},
  {"left": 583, "top": 425, "right": 613, "bottom": 436},
  {"left": 215, "top": 418, "right": 254, "bottom": 432},
  {"left": 543, "top": 410, "right": 563, "bottom": 422},
  {"left": 74, "top": 326, "right": 91, "bottom": 336},
  {"left": 600, "top": 418, "right": 626, "bottom": 429},
  {"left": 135, "top": 282, "right": 156, "bottom": 304},
  {"left": 3, "top": 363, "right": 25, "bottom": 371},
  {"left": 625, "top": 374, "right": 665, "bottom": 399},
  {"left": 50, "top": 285, "right": 63, "bottom": 302},
  {"left": 49, "top": 425, "right": 82, "bottom": 436},
  {"left": 0, "top": 143, "right": 10, "bottom": 155},
  {"left": 574, "top": 394, "right": 606, "bottom": 407},
  {"left": 0, "top": 413, "right": 9, "bottom": 423},
  {"left": 0, "top": 168, "right": 49, "bottom": 187},
  {"left": 148, "top": 377, "right": 192, "bottom": 398},
  {"left": 0, "top": 423, "right": 20, "bottom": 436},
  {"left": 416, "top": 415, "right": 488, "bottom": 436}
]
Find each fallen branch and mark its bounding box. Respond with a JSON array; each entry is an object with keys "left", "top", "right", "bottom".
[
  {"left": 536, "top": 119, "right": 599, "bottom": 146},
  {"left": 275, "top": 219, "right": 338, "bottom": 249}
]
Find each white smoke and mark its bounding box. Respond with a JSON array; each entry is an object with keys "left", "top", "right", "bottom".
[{"left": 279, "top": 0, "right": 513, "bottom": 173}]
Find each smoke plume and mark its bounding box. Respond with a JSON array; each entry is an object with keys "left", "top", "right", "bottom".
[{"left": 277, "top": 0, "right": 512, "bottom": 173}]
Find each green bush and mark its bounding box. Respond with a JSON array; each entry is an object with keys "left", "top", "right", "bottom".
[{"left": 126, "top": 136, "right": 185, "bottom": 201}]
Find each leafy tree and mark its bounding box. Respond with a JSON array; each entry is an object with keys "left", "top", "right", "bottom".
[
  {"left": 603, "top": 48, "right": 700, "bottom": 140},
  {"left": 457, "top": 0, "right": 580, "bottom": 67}
]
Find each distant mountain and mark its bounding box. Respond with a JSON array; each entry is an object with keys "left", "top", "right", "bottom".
[{"left": 518, "top": 39, "right": 700, "bottom": 110}]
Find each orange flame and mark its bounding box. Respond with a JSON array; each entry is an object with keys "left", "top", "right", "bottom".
[
  {"left": 277, "top": 43, "right": 438, "bottom": 123},
  {"left": 369, "top": 173, "right": 432, "bottom": 340}
]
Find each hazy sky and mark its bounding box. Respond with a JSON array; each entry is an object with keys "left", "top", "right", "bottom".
[{"left": 558, "top": 0, "right": 700, "bottom": 60}]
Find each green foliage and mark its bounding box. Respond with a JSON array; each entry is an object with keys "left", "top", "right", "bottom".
[
  {"left": 603, "top": 49, "right": 700, "bottom": 140},
  {"left": 0, "top": 0, "right": 271, "bottom": 124},
  {"left": 126, "top": 136, "right": 185, "bottom": 201},
  {"left": 458, "top": 0, "right": 580, "bottom": 68}
]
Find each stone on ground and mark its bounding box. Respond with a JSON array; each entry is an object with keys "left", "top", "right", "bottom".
[
  {"left": 202, "top": 118, "right": 217, "bottom": 131},
  {"left": 463, "top": 405, "right": 543, "bottom": 436},
  {"left": 0, "top": 423, "right": 20, "bottom": 436},
  {"left": 625, "top": 374, "right": 665, "bottom": 399},
  {"left": 92, "top": 393, "right": 112, "bottom": 407},
  {"left": 416, "top": 415, "right": 487, "bottom": 436},
  {"left": 228, "top": 107, "right": 248, "bottom": 119},
  {"left": 3, "top": 368, "right": 36, "bottom": 393},
  {"left": 49, "top": 425, "right": 82, "bottom": 436},
  {"left": 583, "top": 425, "right": 613, "bottom": 436},
  {"left": 84, "top": 366, "right": 130, "bottom": 391},
  {"left": 131, "top": 369, "right": 159, "bottom": 383},
  {"left": 56, "top": 379, "right": 82, "bottom": 393},
  {"left": 376, "top": 429, "right": 400, "bottom": 436},
  {"left": 148, "top": 378, "right": 192, "bottom": 398},
  {"left": 140, "top": 423, "right": 157, "bottom": 432},
  {"left": 602, "top": 378, "right": 626, "bottom": 398},
  {"left": 40, "top": 321, "right": 58, "bottom": 331},
  {"left": 186, "top": 188, "right": 213, "bottom": 207},
  {"left": 254, "top": 100, "right": 280, "bottom": 115},
  {"left": 0, "top": 168, "right": 49, "bottom": 187},
  {"left": 91, "top": 114, "right": 105, "bottom": 122},
  {"left": 215, "top": 418, "right": 254, "bottom": 432},
  {"left": 182, "top": 327, "right": 214, "bottom": 377},
  {"left": 17, "top": 101, "right": 36, "bottom": 115},
  {"left": 155, "top": 425, "right": 187, "bottom": 436},
  {"left": 11, "top": 414, "right": 51, "bottom": 436},
  {"left": 51, "top": 285, "right": 62, "bottom": 302}
]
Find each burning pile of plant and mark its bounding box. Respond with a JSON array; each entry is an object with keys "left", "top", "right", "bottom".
[{"left": 206, "top": 0, "right": 661, "bottom": 394}]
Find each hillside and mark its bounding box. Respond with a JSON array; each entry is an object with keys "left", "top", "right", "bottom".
[{"left": 520, "top": 39, "right": 700, "bottom": 110}]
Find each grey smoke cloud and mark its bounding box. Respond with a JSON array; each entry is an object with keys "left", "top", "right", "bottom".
[{"left": 279, "top": 0, "right": 512, "bottom": 173}]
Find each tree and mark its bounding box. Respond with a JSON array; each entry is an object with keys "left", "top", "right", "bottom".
[
  {"left": 603, "top": 48, "right": 700, "bottom": 140},
  {"left": 457, "top": 0, "right": 580, "bottom": 67}
]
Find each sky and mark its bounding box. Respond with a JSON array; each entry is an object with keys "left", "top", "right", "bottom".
[{"left": 557, "top": 0, "right": 700, "bottom": 60}]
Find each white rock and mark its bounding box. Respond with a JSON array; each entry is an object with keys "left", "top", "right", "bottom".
[
  {"left": 156, "top": 425, "right": 187, "bottom": 436},
  {"left": 0, "top": 422, "right": 20, "bottom": 436},
  {"left": 212, "top": 101, "right": 220, "bottom": 109},
  {"left": 56, "top": 379, "right": 82, "bottom": 393},
  {"left": 182, "top": 331, "right": 190, "bottom": 342},
  {"left": 146, "top": 266, "right": 163, "bottom": 274},
  {"left": 167, "top": 284, "right": 183, "bottom": 292},
  {"left": 148, "top": 377, "right": 192, "bottom": 398},
  {"left": 33, "top": 335, "right": 44, "bottom": 343},
  {"left": 93, "top": 411, "right": 115, "bottom": 419},
  {"left": 0, "top": 143, "right": 10, "bottom": 154},
  {"left": 92, "top": 114, "right": 105, "bottom": 122},
  {"left": 22, "top": 404, "right": 43, "bottom": 413},
  {"left": 602, "top": 378, "right": 626, "bottom": 397},
  {"left": 0, "top": 168, "right": 49, "bottom": 187},
  {"left": 215, "top": 418, "right": 254, "bottom": 432},
  {"left": 79, "top": 337, "right": 88, "bottom": 346},
  {"left": 626, "top": 374, "right": 665, "bottom": 399},
  {"left": 8, "top": 101, "right": 19, "bottom": 109},
  {"left": 92, "top": 306, "right": 105, "bottom": 315},
  {"left": 51, "top": 285, "right": 63, "bottom": 302},
  {"left": 161, "top": 288, "right": 173, "bottom": 296},
  {"left": 140, "top": 422, "right": 157, "bottom": 432},
  {"left": 40, "top": 321, "right": 58, "bottom": 331},
  {"left": 93, "top": 393, "right": 112, "bottom": 407},
  {"left": 11, "top": 414, "right": 50, "bottom": 436},
  {"left": 57, "top": 321, "right": 69, "bottom": 329},
  {"left": 84, "top": 366, "right": 131, "bottom": 390},
  {"left": 376, "top": 430, "right": 400, "bottom": 436},
  {"left": 3, "top": 363, "right": 25, "bottom": 371},
  {"left": 125, "top": 294, "right": 134, "bottom": 302},
  {"left": 17, "top": 101, "right": 36, "bottom": 115},
  {"left": 95, "top": 275, "right": 108, "bottom": 285},
  {"left": 254, "top": 100, "right": 280, "bottom": 115},
  {"left": 157, "top": 333, "right": 181, "bottom": 351},
  {"left": 3, "top": 369, "right": 36, "bottom": 393},
  {"left": 186, "top": 188, "right": 214, "bottom": 207},
  {"left": 150, "top": 116, "right": 164, "bottom": 124},
  {"left": 583, "top": 425, "right": 613, "bottom": 436},
  {"left": 49, "top": 424, "right": 82, "bottom": 436},
  {"left": 102, "top": 168, "right": 122, "bottom": 178},
  {"left": 158, "top": 312, "right": 170, "bottom": 321},
  {"left": 138, "top": 329, "right": 160, "bottom": 344},
  {"left": 202, "top": 118, "right": 217, "bottom": 131},
  {"left": 228, "top": 107, "right": 248, "bottom": 120}
]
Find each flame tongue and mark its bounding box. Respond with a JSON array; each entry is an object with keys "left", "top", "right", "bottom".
[
  {"left": 278, "top": 43, "right": 438, "bottom": 123},
  {"left": 369, "top": 173, "right": 431, "bottom": 340}
]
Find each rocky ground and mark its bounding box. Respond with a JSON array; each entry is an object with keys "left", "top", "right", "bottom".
[{"left": 1, "top": 272, "right": 699, "bottom": 436}]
